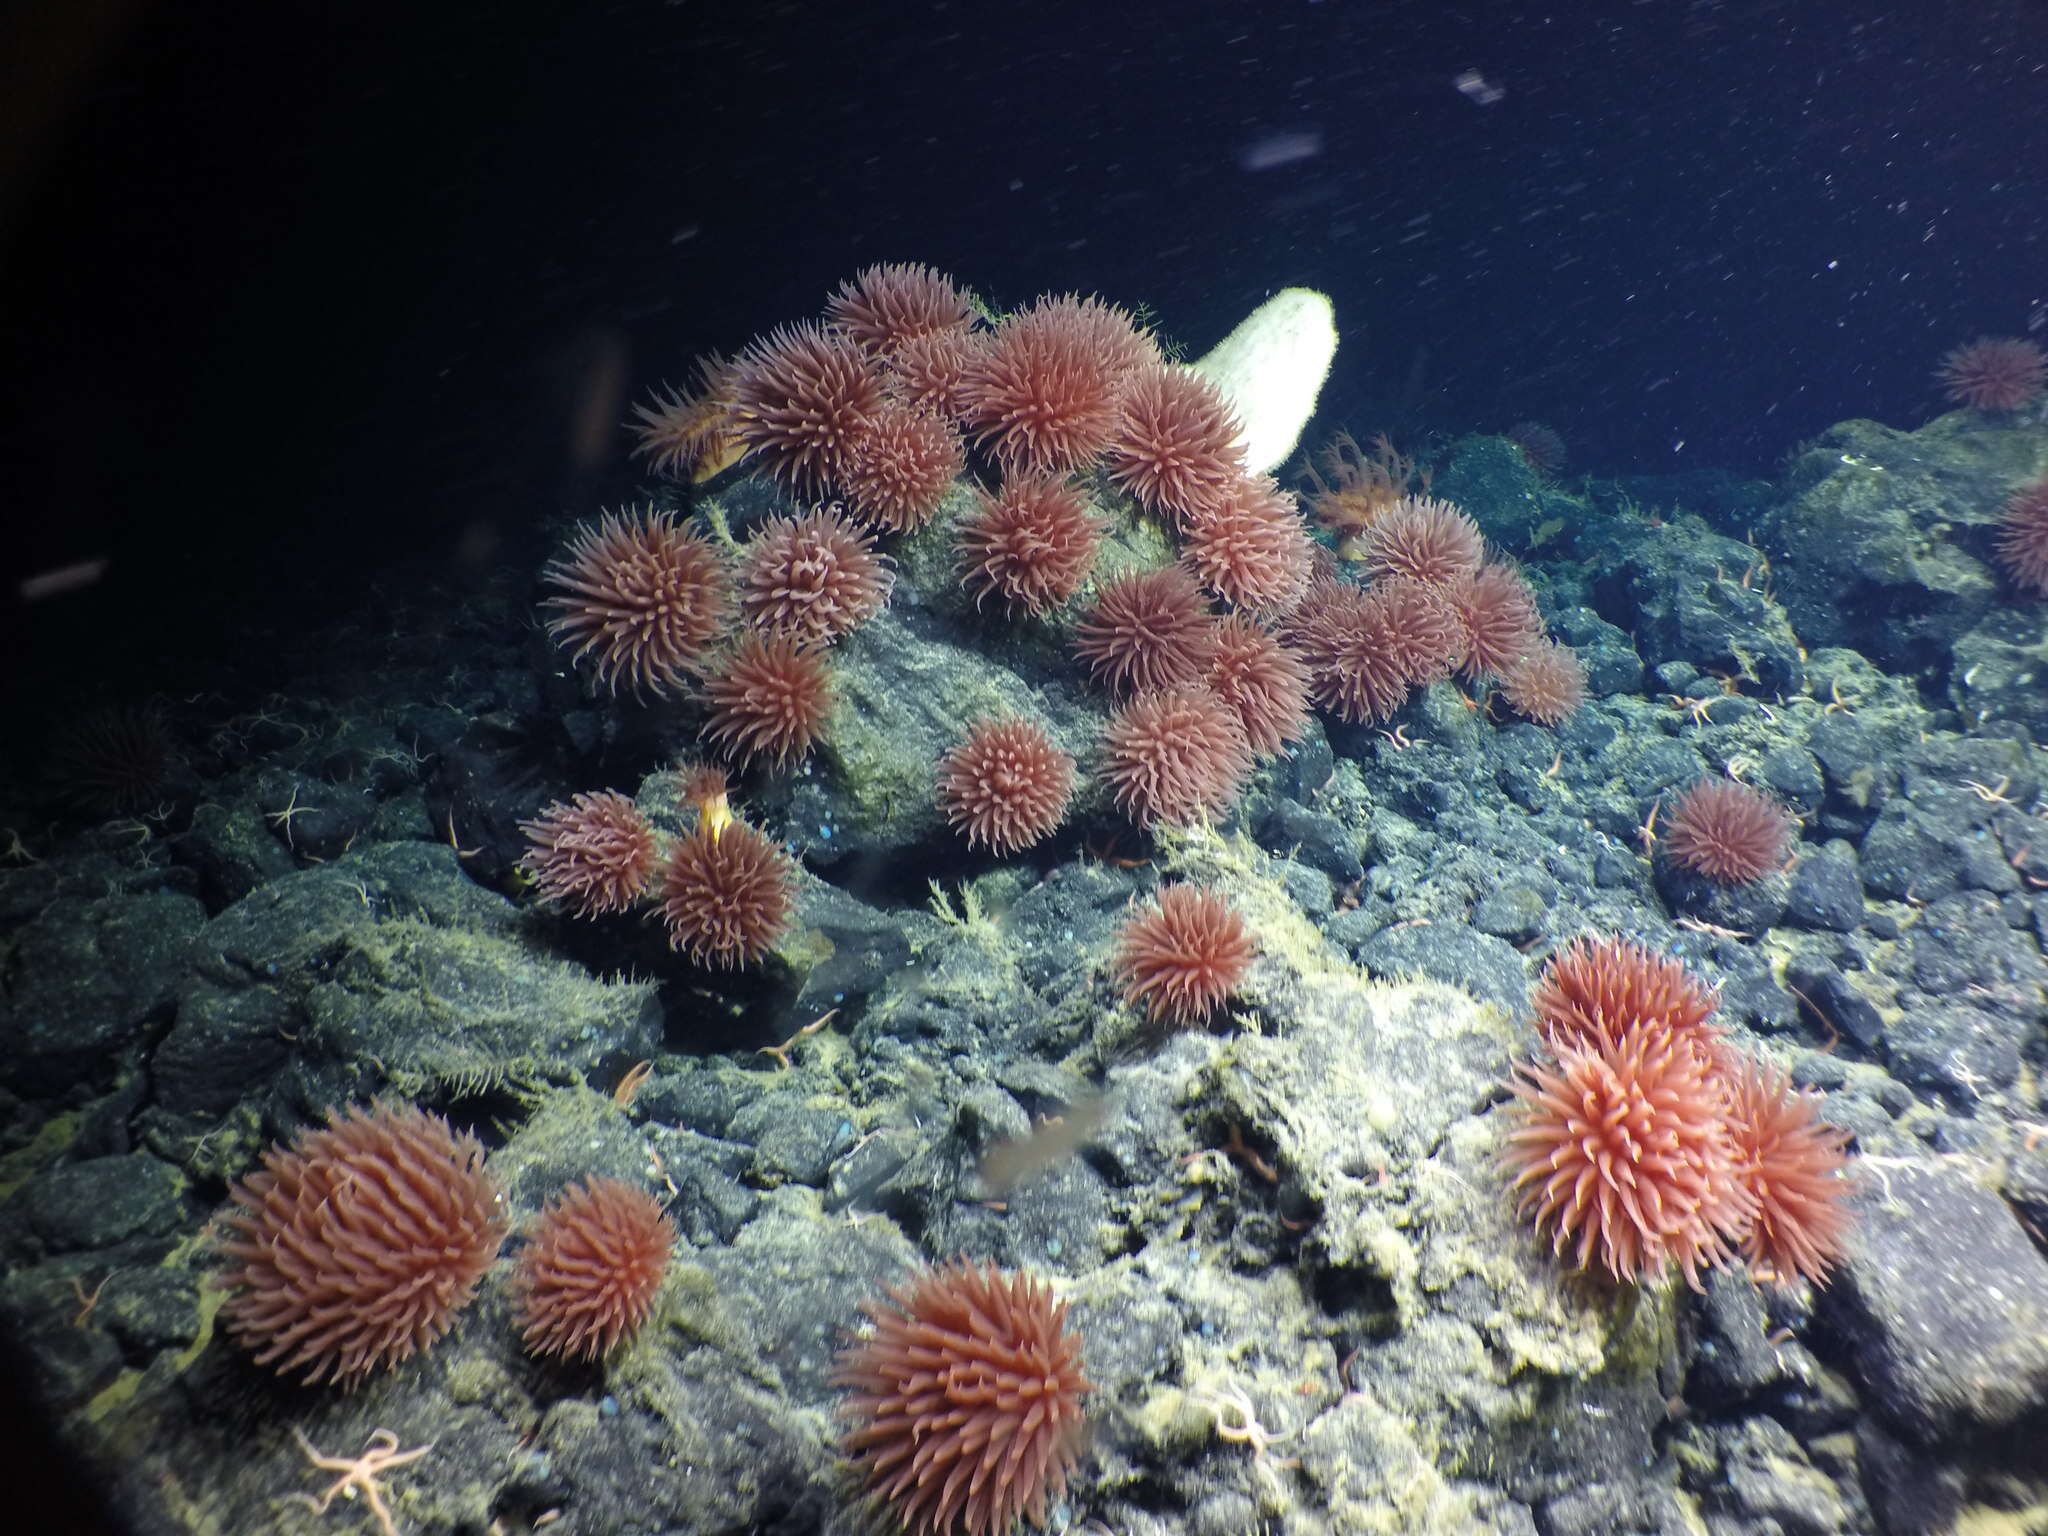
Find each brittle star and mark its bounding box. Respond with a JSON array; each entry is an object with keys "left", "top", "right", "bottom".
[
  {"left": 1195, "top": 1383, "right": 1301, "bottom": 1494},
  {"left": 289, "top": 1427, "right": 432, "bottom": 1536}
]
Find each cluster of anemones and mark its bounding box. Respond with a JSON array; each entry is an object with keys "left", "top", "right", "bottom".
[
  {"left": 519, "top": 765, "right": 797, "bottom": 970},
  {"left": 1283, "top": 493, "right": 1584, "bottom": 728},
  {"left": 632, "top": 262, "right": 977, "bottom": 525},
  {"left": 1501, "top": 936, "right": 1854, "bottom": 1290},
  {"left": 602, "top": 263, "right": 1585, "bottom": 851},
  {"left": 538, "top": 498, "right": 900, "bottom": 772},
  {"left": 215, "top": 1101, "right": 674, "bottom": 1386}
]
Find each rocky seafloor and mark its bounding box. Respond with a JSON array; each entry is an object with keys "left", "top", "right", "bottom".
[{"left": 2, "top": 405, "right": 2046, "bottom": 1536}]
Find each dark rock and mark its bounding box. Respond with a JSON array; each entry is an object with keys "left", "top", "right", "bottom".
[
  {"left": 1928, "top": 1115, "right": 1998, "bottom": 1157},
  {"left": 1654, "top": 858, "right": 1790, "bottom": 932},
  {"left": 1593, "top": 847, "right": 1640, "bottom": 889},
  {"left": 1253, "top": 800, "right": 1364, "bottom": 889},
  {"left": 255, "top": 773, "right": 374, "bottom": 863},
  {"left": 1549, "top": 606, "right": 1642, "bottom": 697},
  {"left": 650, "top": 1128, "right": 758, "bottom": 1246},
  {"left": 1759, "top": 745, "right": 1827, "bottom": 817},
  {"left": 1885, "top": 1002, "right": 2022, "bottom": 1104},
  {"left": 175, "top": 802, "right": 299, "bottom": 907},
  {"left": 1951, "top": 610, "right": 2048, "bottom": 741},
  {"left": 0, "top": 891, "right": 205, "bottom": 1092},
  {"left": 1707, "top": 1415, "right": 1849, "bottom": 1535},
  {"left": 1782, "top": 956, "right": 1885, "bottom": 1050},
  {"left": 826, "top": 1125, "right": 921, "bottom": 1215},
  {"left": 1785, "top": 849, "right": 1866, "bottom": 932},
  {"left": 790, "top": 883, "right": 914, "bottom": 1016},
  {"left": 1692, "top": 1271, "right": 1791, "bottom": 1411},
  {"left": 1654, "top": 660, "right": 1704, "bottom": 694},
  {"left": 1854, "top": 1415, "right": 1964, "bottom": 1536},
  {"left": 1617, "top": 524, "right": 1805, "bottom": 696},
  {"left": 637, "top": 1066, "right": 763, "bottom": 1139},
  {"left": 1761, "top": 420, "right": 1997, "bottom": 675},
  {"left": 992, "top": 1155, "right": 1112, "bottom": 1269},
  {"left": 24, "top": 1154, "right": 188, "bottom": 1253},
  {"left": 1351, "top": 921, "right": 1526, "bottom": 1014},
  {"left": 1323, "top": 901, "right": 1391, "bottom": 951},
  {"left": 152, "top": 984, "right": 295, "bottom": 1116},
  {"left": 1269, "top": 857, "right": 1335, "bottom": 918},
  {"left": 2008, "top": 1141, "right": 2048, "bottom": 1239},
  {"left": 1807, "top": 712, "right": 1892, "bottom": 831},
  {"left": 1792, "top": 1053, "right": 1851, "bottom": 1091},
  {"left": 729, "top": 1096, "right": 850, "bottom": 1189},
  {"left": 155, "top": 844, "right": 659, "bottom": 1111},
  {"left": 1706, "top": 944, "right": 1800, "bottom": 1034},
  {"left": 1268, "top": 728, "right": 1336, "bottom": 800},
  {"left": 1540, "top": 1481, "right": 1693, "bottom": 1536},
  {"left": 0, "top": 1261, "right": 126, "bottom": 1408},
  {"left": 1861, "top": 804, "right": 1969, "bottom": 903},
  {"left": 1470, "top": 884, "right": 1549, "bottom": 943},
  {"left": 1820, "top": 1161, "right": 2048, "bottom": 1443},
  {"left": 99, "top": 1268, "right": 204, "bottom": 1358},
  {"left": 1905, "top": 893, "right": 2047, "bottom": 1000}
]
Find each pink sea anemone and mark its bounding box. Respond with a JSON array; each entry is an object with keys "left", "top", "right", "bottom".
[
  {"left": 1498, "top": 640, "right": 1585, "bottom": 726},
  {"left": 1103, "top": 365, "right": 1244, "bottom": 523},
  {"left": 1110, "top": 883, "right": 1255, "bottom": 1029},
  {"left": 1180, "top": 475, "right": 1314, "bottom": 616},
  {"left": 1503, "top": 1031, "right": 1754, "bottom": 1289},
  {"left": 960, "top": 295, "right": 1151, "bottom": 475},
  {"left": 1203, "top": 614, "right": 1310, "bottom": 758},
  {"left": 729, "top": 321, "right": 885, "bottom": 495},
  {"left": 1072, "top": 566, "right": 1217, "bottom": 696},
  {"left": 1995, "top": 476, "right": 2048, "bottom": 596},
  {"left": 700, "top": 633, "right": 835, "bottom": 768},
  {"left": 825, "top": 262, "right": 975, "bottom": 358},
  {"left": 839, "top": 400, "right": 965, "bottom": 532},
  {"left": 1097, "top": 684, "right": 1252, "bottom": 829},
  {"left": 739, "top": 507, "right": 893, "bottom": 645},
  {"left": 541, "top": 509, "right": 732, "bottom": 699},
  {"left": 1661, "top": 777, "right": 1793, "bottom": 885},
  {"left": 955, "top": 474, "right": 1105, "bottom": 616},
  {"left": 1359, "top": 496, "right": 1484, "bottom": 588},
  {"left": 937, "top": 716, "right": 1077, "bottom": 855},
  {"left": 1938, "top": 337, "right": 2047, "bottom": 412}
]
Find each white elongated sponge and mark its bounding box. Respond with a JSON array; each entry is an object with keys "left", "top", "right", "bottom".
[{"left": 1188, "top": 287, "right": 1338, "bottom": 475}]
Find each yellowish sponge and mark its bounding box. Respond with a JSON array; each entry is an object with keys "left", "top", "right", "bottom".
[{"left": 1188, "top": 288, "right": 1339, "bottom": 475}]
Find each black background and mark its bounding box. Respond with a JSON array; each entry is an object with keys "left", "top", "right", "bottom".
[{"left": 6, "top": 0, "right": 2046, "bottom": 721}]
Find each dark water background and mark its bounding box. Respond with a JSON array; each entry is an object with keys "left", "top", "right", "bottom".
[{"left": 5, "top": 0, "right": 2045, "bottom": 719}]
